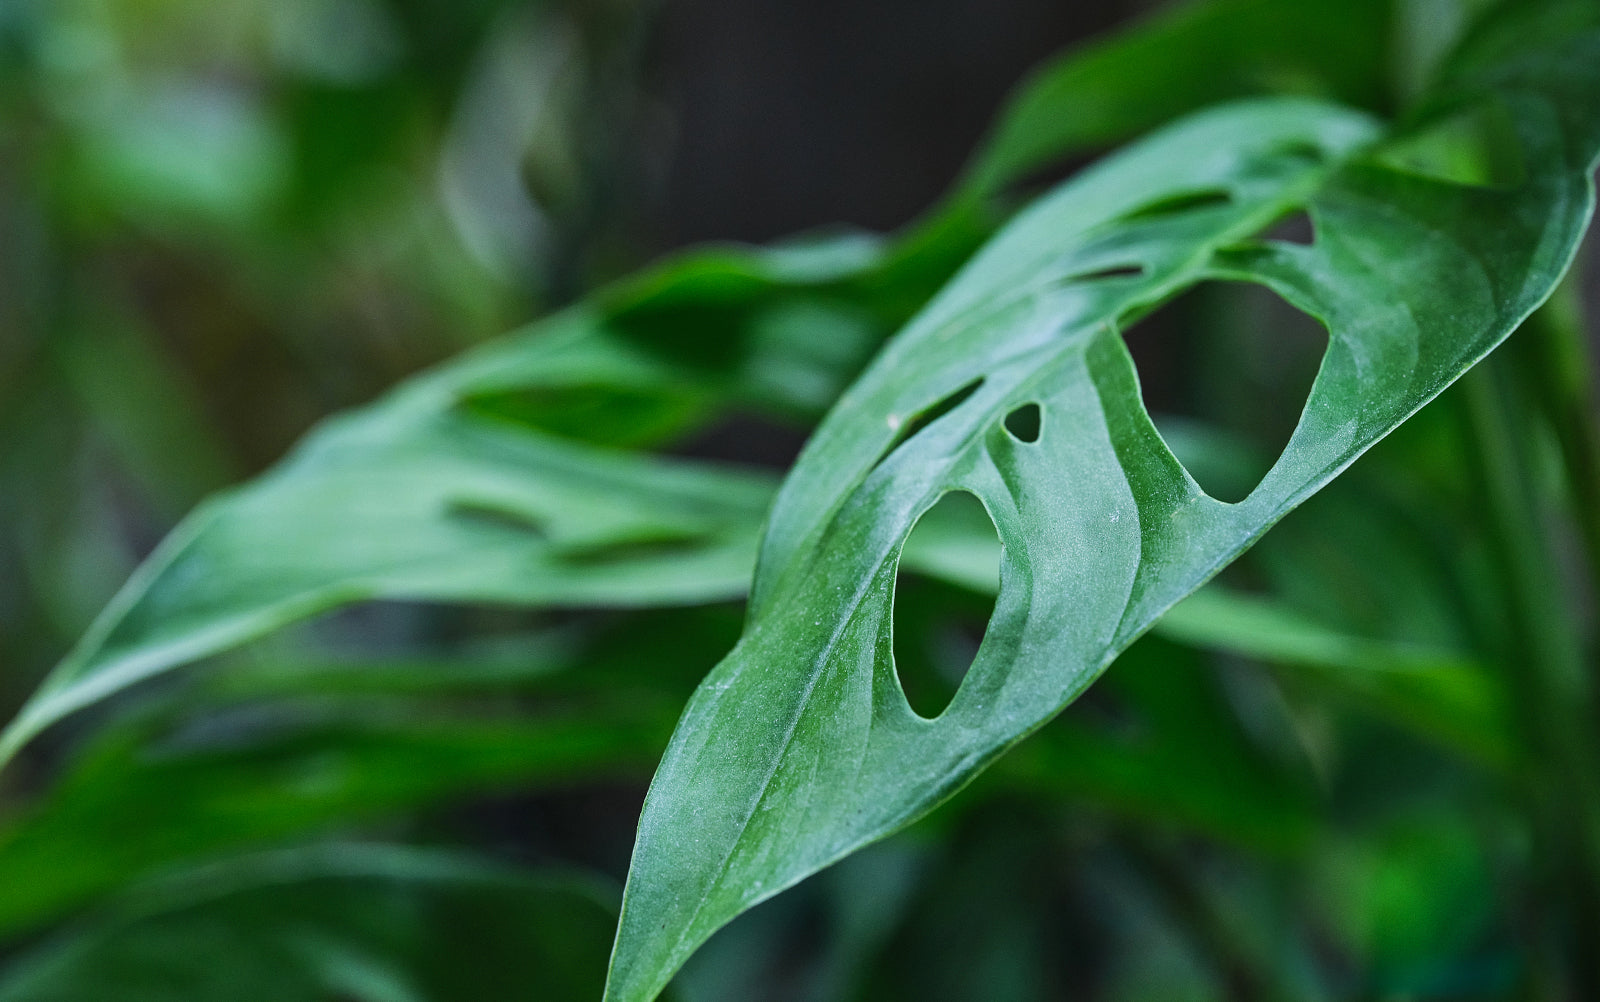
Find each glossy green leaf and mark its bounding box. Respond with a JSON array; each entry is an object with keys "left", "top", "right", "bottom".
[
  {"left": 0, "top": 844, "right": 621, "bottom": 1002},
  {"left": 605, "top": 19, "right": 1600, "bottom": 998}
]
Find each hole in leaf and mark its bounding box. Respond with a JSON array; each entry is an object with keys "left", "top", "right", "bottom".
[
  {"left": 1003, "top": 403, "right": 1042, "bottom": 443},
  {"left": 448, "top": 501, "right": 549, "bottom": 539},
  {"left": 1373, "top": 99, "right": 1526, "bottom": 189},
  {"left": 894, "top": 491, "right": 1001, "bottom": 720},
  {"left": 1116, "top": 189, "right": 1233, "bottom": 223},
  {"left": 872, "top": 377, "right": 984, "bottom": 472},
  {"left": 1265, "top": 209, "right": 1314, "bottom": 246},
  {"left": 1118, "top": 282, "right": 1328, "bottom": 503},
  {"left": 1063, "top": 263, "right": 1147, "bottom": 283}
]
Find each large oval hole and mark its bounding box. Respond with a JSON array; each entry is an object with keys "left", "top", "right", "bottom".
[
  {"left": 1118, "top": 281, "right": 1328, "bottom": 503},
  {"left": 894, "top": 491, "right": 1001, "bottom": 720}
]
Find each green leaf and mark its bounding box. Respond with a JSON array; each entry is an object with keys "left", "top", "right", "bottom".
[
  {"left": 0, "top": 699, "right": 666, "bottom": 938},
  {"left": 0, "top": 0, "right": 1406, "bottom": 772},
  {"left": 0, "top": 380, "right": 775, "bottom": 768},
  {"left": 604, "top": 20, "right": 1600, "bottom": 999},
  {"left": 0, "top": 844, "right": 621, "bottom": 1002},
  {"left": 0, "top": 608, "right": 744, "bottom": 935}
]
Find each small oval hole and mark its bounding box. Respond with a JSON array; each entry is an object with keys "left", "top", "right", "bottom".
[
  {"left": 1064, "top": 263, "right": 1147, "bottom": 283},
  {"left": 894, "top": 491, "right": 1001, "bottom": 720},
  {"left": 1003, "top": 403, "right": 1042, "bottom": 443}
]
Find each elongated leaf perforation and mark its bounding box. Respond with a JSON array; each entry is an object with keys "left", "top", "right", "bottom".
[
  {"left": 446, "top": 502, "right": 550, "bottom": 539},
  {"left": 1061, "top": 263, "right": 1148, "bottom": 283},
  {"left": 870, "top": 377, "right": 986, "bottom": 473},
  {"left": 460, "top": 385, "right": 707, "bottom": 449},
  {"left": 1269, "top": 140, "right": 1328, "bottom": 166},
  {"left": 893, "top": 492, "right": 1001, "bottom": 720},
  {"left": 1115, "top": 188, "right": 1233, "bottom": 223},
  {"left": 556, "top": 535, "right": 716, "bottom": 566}
]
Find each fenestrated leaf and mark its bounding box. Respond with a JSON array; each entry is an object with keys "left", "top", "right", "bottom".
[
  {"left": 0, "top": 0, "right": 1407, "bottom": 773},
  {"left": 605, "top": 18, "right": 1600, "bottom": 998},
  {"left": 0, "top": 379, "right": 778, "bottom": 768},
  {"left": 0, "top": 223, "right": 919, "bottom": 769}
]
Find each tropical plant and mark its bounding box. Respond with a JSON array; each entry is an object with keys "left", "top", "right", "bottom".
[{"left": 2, "top": 0, "right": 1599, "bottom": 999}]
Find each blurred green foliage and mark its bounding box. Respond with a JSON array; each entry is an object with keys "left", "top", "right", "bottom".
[{"left": 0, "top": 0, "right": 1598, "bottom": 1000}]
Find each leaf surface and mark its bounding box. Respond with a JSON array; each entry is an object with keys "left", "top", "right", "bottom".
[{"left": 605, "top": 22, "right": 1600, "bottom": 999}]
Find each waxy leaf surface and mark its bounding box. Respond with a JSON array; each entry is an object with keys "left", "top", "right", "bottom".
[{"left": 606, "top": 22, "right": 1600, "bottom": 1000}]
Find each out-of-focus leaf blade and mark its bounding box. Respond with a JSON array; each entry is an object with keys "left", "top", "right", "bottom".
[
  {"left": 987, "top": 636, "right": 1319, "bottom": 854},
  {"left": 0, "top": 607, "right": 743, "bottom": 935},
  {"left": 605, "top": 21, "right": 1600, "bottom": 998},
  {"left": 0, "top": 388, "right": 775, "bottom": 766},
  {"left": 1159, "top": 588, "right": 1512, "bottom": 767},
  {"left": 0, "top": 844, "right": 621, "bottom": 1002},
  {"left": 0, "top": 701, "right": 666, "bottom": 938},
  {"left": 959, "top": 0, "right": 1393, "bottom": 199}
]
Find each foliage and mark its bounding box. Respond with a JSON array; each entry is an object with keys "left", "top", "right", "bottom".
[{"left": 2, "top": 0, "right": 1600, "bottom": 1000}]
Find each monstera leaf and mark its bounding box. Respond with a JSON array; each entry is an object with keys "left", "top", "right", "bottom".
[
  {"left": 603, "top": 16, "right": 1600, "bottom": 1000},
  {"left": 0, "top": 0, "right": 1393, "bottom": 771}
]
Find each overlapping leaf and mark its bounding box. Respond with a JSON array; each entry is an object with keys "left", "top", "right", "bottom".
[
  {"left": 0, "top": 0, "right": 1396, "bottom": 771},
  {"left": 605, "top": 18, "right": 1600, "bottom": 999}
]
